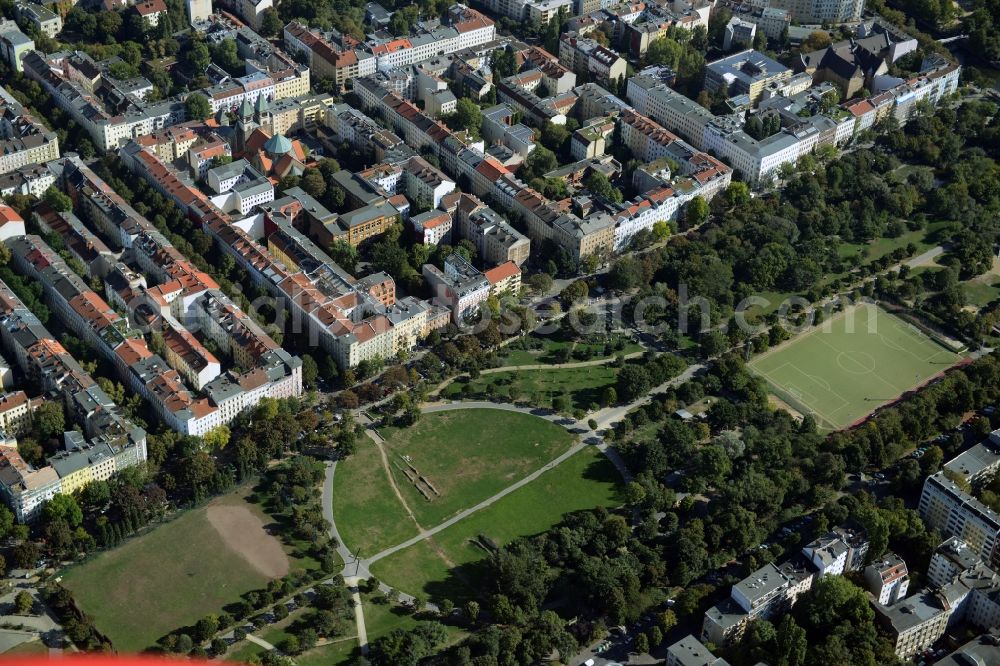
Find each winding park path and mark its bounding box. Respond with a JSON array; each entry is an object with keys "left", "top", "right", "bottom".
[{"left": 322, "top": 360, "right": 703, "bottom": 651}]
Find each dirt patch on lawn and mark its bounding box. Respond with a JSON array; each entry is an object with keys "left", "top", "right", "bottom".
[{"left": 206, "top": 503, "right": 289, "bottom": 578}]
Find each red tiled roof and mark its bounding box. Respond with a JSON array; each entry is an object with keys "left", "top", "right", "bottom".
[{"left": 484, "top": 261, "right": 519, "bottom": 285}]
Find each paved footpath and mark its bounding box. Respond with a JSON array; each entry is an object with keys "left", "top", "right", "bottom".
[{"left": 245, "top": 634, "right": 276, "bottom": 651}]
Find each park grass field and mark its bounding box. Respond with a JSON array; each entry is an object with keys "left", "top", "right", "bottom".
[
  {"left": 2, "top": 641, "right": 49, "bottom": 655},
  {"left": 748, "top": 303, "right": 961, "bottom": 430},
  {"left": 498, "top": 335, "right": 642, "bottom": 367},
  {"left": 295, "top": 639, "right": 359, "bottom": 666},
  {"left": 61, "top": 490, "right": 301, "bottom": 653},
  {"left": 332, "top": 435, "right": 421, "bottom": 557},
  {"left": 378, "top": 409, "right": 576, "bottom": 526},
  {"left": 442, "top": 365, "right": 617, "bottom": 412},
  {"left": 370, "top": 447, "right": 624, "bottom": 602}
]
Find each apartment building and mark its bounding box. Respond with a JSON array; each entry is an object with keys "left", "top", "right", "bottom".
[
  {"left": 0, "top": 19, "right": 33, "bottom": 72},
  {"left": 0, "top": 279, "right": 147, "bottom": 522},
  {"left": 920, "top": 471, "right": 1000, "bottom": 570},
  {"left": 702, "top": 558, "right": 816, "bottom": 645},
  {"left": 723, "top": 17, "right": 756, "bottom": 51},
  {"left": 484, "top": 261, "right": 521, "bottom": 297},
  {"left": 0, "top": 163, "right": 56, "bottom": 199},
  {"left": 919, "top": 436, "right": 1000, "bottom": 570},
  {"left": 705, "top": 50, "right": 793, "bottom": 103},
  {"left": 665, "top": 636, "right": 731, "bottom": 666},
  {"left": 875, "top": 590, "right": 953, "bottom": 660},
  {"left": 626, "top": 59, "right": 951, "bottom": 186},
  {"left": 423, "top": 253, "right": 491, "bottom": 323},
  {"left": 482, "top": 104, "right": 536, "bottom": 159},
  {"left": 410, "top": 210, "right": 452, "bottom": 245},
  {"left": 186, "top": 0, "right": 212, "bottom": 23},
  {"left": 865, "top": 553, "right": 910, "bottom": 606},
  {"left": 33, "top": 204, "right": 114, "bottom": 279},
  {"left": 0, "top": 89, "right": 60, "bottom": 176},
  {"left": 15, "top": 2, "right": 61, "bottom": 37},
  {"left": 704, "top": 526, "right": 870, "bottom": 646},
  {"left": 134, "top": 0, "right": 167, "bottom": 26},
  {"left": 10, "top": 205, "right": 299, "bottom": 438},
  {"left": 558, "top": 33, "right": 628, "bottom": 86},
  {"left": 171, "top": 182, "right": 446, "bottom": 369},
  {"left": 801, "top": 525, "right": 870, "bottom": 576},
  {"left": 0, "top": 205, "right": 25, "bottom": 243},
  {"left": 324, "top": 103, "right": 406, "bottom": 161},
  {"left": 22, "top": 50, "right": 186, "bottom": 152},
  {"left": 238, "top": 0, "right": 272, "bottom": 30},
  {"left": 283, "top": 7, "right": 494, "bottom": 88},
  {"left": 22, "top": 47, "right": 307, "bottom": 152},
  {"left": 359, "top": 156, "right": 457, "bottom": 211},
  {"left": 451, "top": 196, "right": 530, "bottom": 267},
  {"left": 0, "top": 390, "right": 34, "bottom": 435},
  {"left": 769, "top": 0, "right": 865, "bottom": 24}
]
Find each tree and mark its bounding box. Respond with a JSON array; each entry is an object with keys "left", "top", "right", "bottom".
[
  {"left": 774, "top": 615, "right": 808, "bottom": 666},
  {"left": 465, "top": 600, "right": 480, "bottom": 623},
  {"left": 259, "top": 7, "right": 282, "bottom": 36},
  {"left": 585, "top": 172, "right": 623, "bottom": 203},
  {"left": 528, "top": 272, "right": 553, "bottom": 293},
  {"left": 185, "top": 93, "right": 211, "bottom": 121},
  {"left": 685, "top": 195, "right": 709, "bottom": 227},
  {"left": 202, "top": 425, "right": 231, "bottom": 450},
  {"left": 301, "top": 354, "right": 319, "bottom": 388},
  {"left": 652, "top": 220, "right": 671, "bottom": 239},
  {"left": 279, "top": 635, "right": 301, "bottom": 655},
  {"left": 491, "top": 48, "right": 517, "bottom": 78},
  {"left": 43, "top": 187, "right": 73, "bottom": 212},
  {"left": 97, "top": 10, "right": 123, "bottom": 40},
  {"left": 43, "top": 494, "right": 82, "bottom": 528},
  {"left": 645, "top": 36, "right": 685, "bottom": 69},
  {"left": 300, "top": 169, "right": 327, "bottom": 199},
  {"left": 608, "top": 256, "right": 644, "bottom": 290},
  {"left": 329, "top": 240, "right": 359, "bottom": 274},
  {"left": 14, "top": 591, "right": 33, "bottom": 615},
  {"left": 0, "top": 505, "right": 13, "bottom": 539},
  {"left": 633, "top": 633, "right": 649, "bottom": 654},
  {"left": 625, "top": 481, "right": 647, "bottom": 506},
  {"left": 560, "top": 280, "right": 588, "bottom": 304},
  {"left": 446, "top": 98, "right": 484, "bottom": 138},
  {"left": 523, "top": 146, "right": 557, "bottom": 181},
  {"left": 801, "top": 30, "right": 832, "bottom": 51},
  {"left": 195, "top": 616, "right": 219, "bottom": 642},
  {"left": 617, "top": 365, "right": 651, "bottom": 401},
  {"left": 185, "top": 40, "right": 211, "bottom": 72},
  {"left": 11, "top": 541, "right": 39, "bottom": 569}
]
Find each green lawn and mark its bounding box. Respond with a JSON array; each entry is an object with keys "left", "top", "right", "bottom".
[
  {"left": 443, "top": 365, "right": 618, "bottom": 412},
  {"left": 295, "top": 639, "right": 359, "bottom": 666},
  {"left": 371, "top": 446, "right": 624, "bottom": 603},
  {"left": 332, "top": 436, "right": 421, "bottom": 557},
  {"left": 962, "top": 277, "right": 1000, "bottom": 308},
  {"left": 362, "top": 592, "right": 466, "bottom": 645},
  {"left": 61, "top": 490, "right": 296, "bottom": 653},
  {"left": 748, "top": 303, "right": 962, "bottom": 430},
  {"left": 378, "top": 409, "right": 576, "bottom": 527},
  {"left": 498, "top": 335, "right": 642, "bottom": 367},
  {"left": 2, "top": 641, "right": 49, "bottom": 655},
  {"left": 227, "top": 639, "right": 265, "bottom": 663}
]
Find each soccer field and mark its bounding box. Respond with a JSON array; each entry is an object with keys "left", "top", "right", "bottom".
[{"left": 748, "top": 304, "right": 962, "bottom": 430}]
